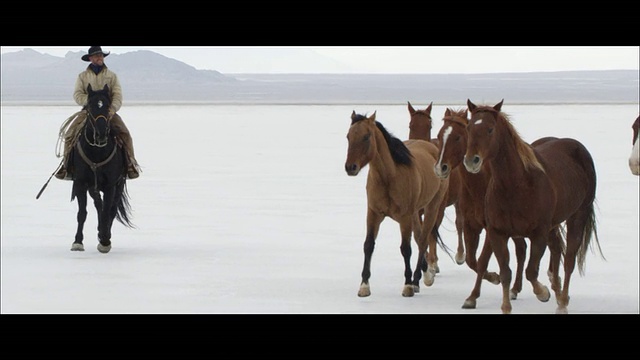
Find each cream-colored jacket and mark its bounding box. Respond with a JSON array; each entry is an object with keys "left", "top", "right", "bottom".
[{"left": 73, "top": 64, "right": 123, "bottom": 113}]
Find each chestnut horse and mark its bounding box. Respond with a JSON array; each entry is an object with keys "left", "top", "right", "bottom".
[
  {"left": 629, "top": 115, "right": 639, "bottom": 176},
  {"left": 463, "top": 99, "right": 603, "bottom": 314},
  {"left": 408, "top": 102, "right": 465, "bottom": 267},
  {"left": 433, "top": 108, "right": 564, "bottom": 308},
  {"left": 345, "top": 111, "right": 450, "bottom": 297}
]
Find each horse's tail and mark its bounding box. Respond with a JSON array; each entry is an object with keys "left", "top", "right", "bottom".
[
  {"left": 115, "top": 180, "right": 135, "bottom": 229},
  {"left": 575, "top": 142, "right": 605, "bottom": 276},
  {"left": 576, "top": 201, "right": 604, "bottom": 276},
  {"left": 432, "top": 226, "right": 453, "bottom": 261}
]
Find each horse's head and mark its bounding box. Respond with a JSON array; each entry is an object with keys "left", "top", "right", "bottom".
[
  {"left": 463, "top": 99, "right": 504, "bottom": 174},
  {"left": 85, "top": 83, "right": 112, "bottom": 147},
  {"left": 345, "top": 111, "right": 378, "bottom": 176},
  {"left": 434, "top": 108, "right": 469, "bottom": 179},
  {"left": 408, "top": 101, "right": 433, "bottom": 140}
]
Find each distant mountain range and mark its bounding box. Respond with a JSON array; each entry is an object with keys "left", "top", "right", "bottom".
[{"left": 1, "top": 49, "right": 638, "bottom": 105}]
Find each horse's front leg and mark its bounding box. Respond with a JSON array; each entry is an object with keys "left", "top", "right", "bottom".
[
  {"left": 462, "top": 231, "right": 494, "bottom": 309},
  {"left": 510, "top": 236, "right": 528, "bottom": 300},
  {"left": 96, "top": 186, "right": 115, "bottom": 253},
  {"left": 358, "top": 209, "right": 383, "bottom": 297},
  {"left": 72, "top": 187, "right": 88, "bottom": 251},
  {"left": 397, "top": 215, "right": 420, "bottom": 297},
  {"left": 454, "top": 203, "right": 466, "bottom": 265},
  {"left": 487, "top": 229, "right": 514, "bottom": 314}
]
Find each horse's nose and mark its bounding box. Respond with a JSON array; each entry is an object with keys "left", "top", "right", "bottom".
[
  {"left": 434, "top": 163, "right": 449, "bottom": 179},
  {"left": 463, "top": 154, "right": 482, "bottom": 174},
  {"left": 345, "top": 163, "right": 358, "bottom": 175}
]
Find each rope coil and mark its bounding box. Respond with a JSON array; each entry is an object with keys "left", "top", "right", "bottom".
[{"left": 56, "top": 110, "right": 84, "bottom": 158}]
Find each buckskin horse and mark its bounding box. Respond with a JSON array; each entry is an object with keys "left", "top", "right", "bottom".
[{"left": 345, "top": 111, "right": 450, "bottom": 297}]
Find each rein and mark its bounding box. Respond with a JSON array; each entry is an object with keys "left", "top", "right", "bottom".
[{"left": 85, "top": 113, "right": 110, "bottom": 147}]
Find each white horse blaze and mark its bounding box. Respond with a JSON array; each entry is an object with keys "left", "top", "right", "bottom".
[{"left": 437, "top": 126, "right": 453, "bottom": 167}]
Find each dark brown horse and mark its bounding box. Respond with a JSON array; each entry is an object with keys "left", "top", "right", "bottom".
[
  {"left": 408, "top": 102, "right": 465, "bottom": 267},
  {"left": 463, "top": 99, "right": 603, "bottom": 314},
  {"left": 629, "top": 115, "right": 639, "bottom": 176},
  {"left": 345, "top": 111, "right": 450, "bottom": 297},
  {"left": 432, "top": 108, "right": 565, "bottom": 308}
]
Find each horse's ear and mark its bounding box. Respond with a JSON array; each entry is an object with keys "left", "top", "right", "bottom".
[
  {"left": 87, "top": 83, "right": 93, "bottom": 92},
  {"left": 467, "top": 99, "right": 477, "bottom": 112},
  {"left": 426, "top": 102, "right": 433, "bottom": 115},
  {"left": 407, "top": 102, "right": 415, "bottom": 115},
  {"left": 103, "top": 84, "right": 109, "bottom": 92},
  {"left": 445, "top": 108, "right": 451, "bottom": 117},
  {"left": 351, "top": 111, "right": 357, "bottom": 121},
  {"left": 494, "top": 99, "right": 504, "bottom": 112},
  {"left": 370, "top": 111, "right": 377, "bottom": 122}
]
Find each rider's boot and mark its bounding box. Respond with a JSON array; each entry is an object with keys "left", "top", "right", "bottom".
[{"left": 55, "top": 156, "right": 73, "bottom": 181}]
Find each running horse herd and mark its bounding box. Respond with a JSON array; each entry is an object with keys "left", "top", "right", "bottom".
[{"left": 345, "top": 99, "right": 639, "bottom": 314}]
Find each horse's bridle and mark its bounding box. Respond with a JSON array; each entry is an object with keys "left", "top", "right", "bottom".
[
  {"left": 78, "top": 107, "right": 119, "bottom": 189},
  {"left": 84, "top": 107, "right": 111, "bottom": 148}
]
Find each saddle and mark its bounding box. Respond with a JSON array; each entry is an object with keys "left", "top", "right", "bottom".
[{"left": 59, "top": 134, "right": 136, "bottom": 180}]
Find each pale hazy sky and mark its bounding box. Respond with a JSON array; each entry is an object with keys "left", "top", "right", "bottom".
[{"left": 2, "top": 46, "right": 638, "bottom": 74}]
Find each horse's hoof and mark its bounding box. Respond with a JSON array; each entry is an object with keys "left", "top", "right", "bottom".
[
  {"left": 486, "top": 272, "right": 501, "bottom": 285},
  {"left": 509, "top": 289, "right": 518, "bottom": 300},
  {"left": 97, "top": 243, "right": 111, "bottom": 254},
  {"left": 71, "top": 243, "right": 84, "bottom": 251},
  {"left": 412, "top": 284, "right": 420, "bottom": 293},
  {"left": 536, "top": 286, "right": 551, "bottom": 302},
  {"left": 402, "top": 285, "right": 415, "bottom": 297},
  {"left": 423, "top": 268, "right": 436, "bottom": 287},
  {"left": 462, "top": 298, "right": 477, "bottom": 309},
  {"left": 455, "top": 252, "right": 465, "bottom": 265},
  {"left": 555, "top": 306, "right": 569, "bottom": 314},
  {"left": 358, "top": 283, "right": 371, "bottom": 297},
  {"left": 435, "top": 265, "right": 440, "bottom": 274}
]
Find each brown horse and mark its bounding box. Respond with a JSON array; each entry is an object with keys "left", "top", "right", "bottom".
[
  {"left": 463, "top": 99, "right": 604, "bottom": 314},
  {"left": 345, "top": 111, "right": 449, "bottom": 297},
  {"left": 408, "top": 101, "right": 465, "bottom": 266},
  {"left": 433, "top": 107, "right": 536, "bottom": 308},
  {"left": 629, "top": 115, "right": 639, "bottom": 176}
]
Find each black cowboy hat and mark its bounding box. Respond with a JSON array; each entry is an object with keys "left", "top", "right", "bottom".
[{"left": 81, "top": 46, "right": 110, "bottom": 62}]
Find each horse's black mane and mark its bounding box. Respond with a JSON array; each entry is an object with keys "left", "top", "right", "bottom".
[{"left": 352, "top": 114, "right": 413, "bottom": 166}]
